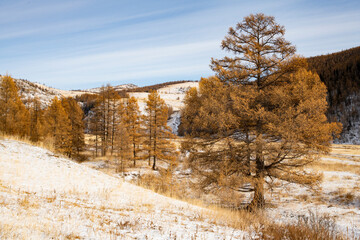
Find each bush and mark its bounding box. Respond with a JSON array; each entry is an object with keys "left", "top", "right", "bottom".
[{"left": 261, "top": 211, "right": 344, "bottom": 240}]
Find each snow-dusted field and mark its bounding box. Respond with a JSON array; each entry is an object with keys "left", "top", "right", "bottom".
[
  {"left": 0, "top": 139, "right": 246, "bottom": 239},
  {"left": 1, "top": 138, "right": 359, "bottom": 239},
  {"left": 129, "top": 81, "right": 199, "bottom": 112},
  {"left": 264, "top": 149, "right": 360, "bottom": 238}
]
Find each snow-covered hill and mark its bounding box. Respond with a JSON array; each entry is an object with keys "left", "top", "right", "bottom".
[
  {"left": 5, "top": 76, "right": 196, "bottom": 112},
  {"left": 129, "top": 82, "right": 199, "bottom": 134},
  {"left": 1, "top": 77, "right": 138, "bottom": 108},
  {"left": 1, "top": 76, "right": 197, "bottom": 134},
  {"left": 129, "top": 81, "right": 198, "bottom": 112},
  {"left": 0, "top": 139, "right": 246, "bottom": 239},
  {"left": 83, "top": 84, "right": 138, "bottom": 94}
]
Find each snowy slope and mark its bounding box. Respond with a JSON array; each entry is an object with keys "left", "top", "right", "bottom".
[
  {"left": 1, "top": 77, "right": 138, "bottom": 108},
  {"left": 83, "top": 84, "right": 137, "bottom": 94},
  {"left": 129, "top": 82, "right": 199, "bottom": 133},
  {"left": 129, "top": 81, "right": 198, "bottom": 112},
  {"left": 0, "top": 139, "right": 246, "bottom": 239}
]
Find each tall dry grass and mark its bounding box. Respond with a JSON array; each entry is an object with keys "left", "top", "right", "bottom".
[
  {"left": 260, "top": 211, "right": 349, "bottom": 240},
  {"left": 0, "top": 134, "right": 55, "bottom": 153},
  {"left": 310, "top": 161, "right": 360, "bottom": 175}
]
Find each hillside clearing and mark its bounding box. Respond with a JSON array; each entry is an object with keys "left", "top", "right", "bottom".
[{"left": 0, "top": 139, "right": 248, "bottom": 239}]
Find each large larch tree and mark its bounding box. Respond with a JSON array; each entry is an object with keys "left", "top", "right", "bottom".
[{"left": 182, "top": 13, "right": 341, "bottom": 209}]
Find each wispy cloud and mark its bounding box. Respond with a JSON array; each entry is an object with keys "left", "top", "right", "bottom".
[{"left": 0, "top": 0, "right": 359, "bottom": 89}]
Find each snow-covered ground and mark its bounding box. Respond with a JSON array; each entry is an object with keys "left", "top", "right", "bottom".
[
  {"left": 168, "top": 112, "right": 181, "bottom": 135},
  {"left": 128, "top": 82, "right": 198, "bottom": 133},
  {"left": 0, "top": 139, "right": 247, "bottom": 239},
  {"left": 129, "top": 81, "right": 199, "bottom": 112},
  {"left": 265, "top": 151, "right": 360, "bottom": 238}
]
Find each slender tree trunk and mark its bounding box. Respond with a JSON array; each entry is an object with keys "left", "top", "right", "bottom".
[
  {"left": 152, "top": 110, "right": 157, "bottom": 170},
  {"left": 245, "top": 129, "right": 251, "bottom": 176},
  {"left": 149, "top": 111, "right": 152, "bottom": 166},
  {"left": 111, "top": 100, "right": 116, "bottom": 156},
  {"left": 133, "top": 140, "right": 136, "bottom": 167}
]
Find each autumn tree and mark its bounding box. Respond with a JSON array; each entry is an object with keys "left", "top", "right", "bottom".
[
  {"left": 114, "top": 100, "right": 131, "bottom": 174},
  {"left": 29, "top": 97, "right": 46, "bottom": 142},
  {"left": 45, "top": 97, "right": 72, "bottom": 155},
  {"left": 92, "top": 85, "right": 120, "bottom": 156},
  {"left": 144, "top": 90, "right": 177, "bottom": 170},
  {"left": 0, "top": 75, "right": 30, "bottom": 137},
  {"left": 123, "top": 96, "right": 143, "bottom": 167},
  {"left": 182, "top": 13, "right": 341, "bottom": 209},
  {"left": 61, "top": 97, "right": 85, "bottom": 157}
]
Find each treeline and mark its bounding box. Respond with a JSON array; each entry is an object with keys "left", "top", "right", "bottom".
[
  {"left": 0, "top": 75, "right": 85, "bottom": 158},
  {"left": 307, "top": 46, "right": 360, "bottom": 141},
  {"left": 87, "top": 85, "right": 177, "bottom": 170},
  {"left": 0, "top": 75, "right": 178, "bottom": 170},
  {"left": 121, "top": 80, "right": 197, "bottom": 93}
]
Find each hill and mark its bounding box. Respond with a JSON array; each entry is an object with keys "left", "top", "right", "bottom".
[
  {"left": 0, "top": 75, "right": 139, "bottom": 108},
  {"left": 307, "top": 46, "right": 360, "bottom": 143},
  {"left": 0, "top": 138, "right": 247, "bottom": 239}
]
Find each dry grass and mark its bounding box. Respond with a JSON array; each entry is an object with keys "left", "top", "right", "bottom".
[
  {"left": 17, "top": 194, "right": 39, "bottom": 209},
  {"left": 0, "top": 134, "right": 55, "bottom": 154},
  {"left": 0, "top": 223, "right": 18, "bottom": 239},
  {"left": 135, "top": 171, "right": 266, "bottom": 231},
  {"left": 330, "top": 188, "right": 359, "bottom": 205},
  {"left": 309, "top": 162, "right": 360, "bottom": 175},
  {"left": 331, "top": 144, "right": 360, "bottom": 156},
  {"left": 260, "top": 211, "right": 346, "bottom": 240}
]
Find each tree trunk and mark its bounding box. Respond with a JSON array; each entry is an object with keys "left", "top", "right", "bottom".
[
  {"left": 152, "top": 155, "right": 156, "bottom": 170},
  {"left": 248, "top": 127, "right": 265, "bottom": 210},
  {"left": 249, "top": 176, "right": 265, "bottom": 210},
  {"left": 245, "top": 129, "right": 251, "bottom": 176},
  {"left": 133, "top": 141, "right": 136, "bottom": 167}
]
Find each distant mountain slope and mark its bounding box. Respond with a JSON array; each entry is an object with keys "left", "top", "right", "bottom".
[
  {"left": 0, "top": 76, "right": 198, "bottom": 133},
  {"left": 126, "top": 80, "right": 197, "bottom": 93},
  {"left": 0, "top": 75, "right": 138, "bottom": 108},
  {"left": 129, "top": 81, "right": 199, "bottom": 112},
  {"left": 307, "top": 46, "right": 360, "bottom": 143},
  {"left": 81, "top": 83, "right": 138, "bottom": 94}
]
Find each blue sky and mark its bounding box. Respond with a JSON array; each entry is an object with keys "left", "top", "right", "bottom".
[{"left": 1, "top": 0, "right": 359, "bottom": 90}]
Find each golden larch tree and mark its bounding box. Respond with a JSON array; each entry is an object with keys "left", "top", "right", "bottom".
[
  {"left": 61, "top": 97, "right": 85, "bottom": 157},
  {"left": 29, "top": 97, "right": 46, "bottom": 142},
  {"left": 45, "top": 96, "right": 72, "bottom": 155},
  {"left": 144, "top": 90, "right": 178, "bottom": 170},
  {"left": 123, "top": 96, "right": 143, "bottom": 167},
  {"left": 93, "top": 85, "right": 120, "bottom": 156},
  {"left": 114, "top": 100, "right": 131, "bottom": 174},
  {"left": 182, "top": 13, "right": 341, "bottom": 209},
  {"left": 0, "top": 75, "right": 30, "bottom": 137}
]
